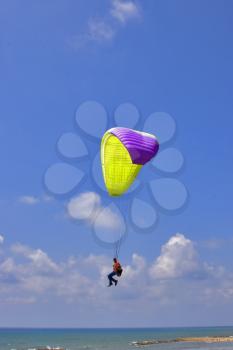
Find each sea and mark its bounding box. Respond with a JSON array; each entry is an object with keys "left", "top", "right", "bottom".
[{"left": 0, "top": 327, "right": 233, "bottom": 350}]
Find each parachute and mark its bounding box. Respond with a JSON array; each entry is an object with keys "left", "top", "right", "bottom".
[{"left": 101, "top": 127, "right": 159, "bottom": 196}]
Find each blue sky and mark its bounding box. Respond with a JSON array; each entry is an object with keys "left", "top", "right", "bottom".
[{"left": 0, "top": 0, "right": 233, "bottom": 327}]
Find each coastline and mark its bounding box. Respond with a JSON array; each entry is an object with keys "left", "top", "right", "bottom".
[{"left": 131, "top": 336, "right": 233, "bottom": 346}]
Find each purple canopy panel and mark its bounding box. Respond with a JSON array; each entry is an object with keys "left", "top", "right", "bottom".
[{"left": 109, "top": 127, "right": 159, "bottom": 165}]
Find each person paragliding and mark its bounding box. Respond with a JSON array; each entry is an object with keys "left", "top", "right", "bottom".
[
  {"left": 101, "top": 127, "right": 159, "bottom": 286},
  {"left": 107, "top": 258, "right": 123, "bottom": 287}
]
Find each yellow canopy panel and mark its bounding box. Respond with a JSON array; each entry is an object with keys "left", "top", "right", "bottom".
[{"left": 101, "top": 133, "right": 142, "bottom": 196}]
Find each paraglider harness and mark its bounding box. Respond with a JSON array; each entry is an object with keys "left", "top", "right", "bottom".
[{"left": 115, "top": 261, "right": 123, "bottom": 277}]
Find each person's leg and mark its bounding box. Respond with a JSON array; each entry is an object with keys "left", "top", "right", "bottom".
[
  {"left": 108, "top": 272, "right": 114, "bottom": 285},
  {"left": 108, "top": 272, "right": 117, "bottom": 286},
  {"left": 111, "top": 272, "right": 117, "bottom": 284}
]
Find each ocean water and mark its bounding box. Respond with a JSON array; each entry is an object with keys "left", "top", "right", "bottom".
[{"left": 1, "top": 327, "right": 233, "bottom": 350}]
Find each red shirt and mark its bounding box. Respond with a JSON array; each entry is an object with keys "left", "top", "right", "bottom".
[{"left": 113, "top": 261, "right": 121, "bottom": 272}]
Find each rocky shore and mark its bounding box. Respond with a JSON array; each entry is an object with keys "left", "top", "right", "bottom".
[{"left": 131, "top": 336, "right": 233, "bottom": 346}]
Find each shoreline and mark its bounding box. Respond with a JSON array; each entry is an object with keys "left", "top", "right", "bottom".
[{"left": 131, "top": 336, "right": 233, "bottom": 346}]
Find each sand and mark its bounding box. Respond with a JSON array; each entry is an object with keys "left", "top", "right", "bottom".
[{"left": 132, "top": 336, "right": 233, "bottom": 346}]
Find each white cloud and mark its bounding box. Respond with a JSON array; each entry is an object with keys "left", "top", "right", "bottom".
[
  {"left": 88, "top": 18, "right": 115, "bottom": 41},
  {"left": 94, "top": 205, "right": 124, "bottom": 230},
  {"left": 123, "top": 253, "right": 146, "bottom": 281},
  {"left": 149, "top": 233, "right": 202, "bottom": 279},
  {"left": 0, "top": 234, "right": 4, "bottom": 244},
  {"left": 110, "top": 0, "right": 141, "bottom": 23},
  {"left": 0, "top": 257, "right": 16, "bottom": 274},
  {"left": 68, "top": 0, "right": 142, "bottom": 49},
  {"left": 67, "top": 192, "right": 100, "bottom": 221},
  {"left": 19, "top": 195, "right": 40, "bottom": 205},
  {"left": 68, "top": 19, "right": 115, "bottom": 49},
  {"left": 0, "top": 244, "right": 109, "bottom": 300},
  {"left": 19, "top": 194, "right": 54, "bottom": 205},
  {"left": 11, "top": 243, "right": 60, "bottom": 273},
  {"left": 67, "top": 192, "right": 122, "bottom": 230},
  {"left": 1, "top": 232, "right": 233, "bottom": 326}
]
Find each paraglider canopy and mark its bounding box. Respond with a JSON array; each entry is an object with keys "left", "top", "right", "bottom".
[{"left": 101, "top": 127, "right": 159, "bottom": 196}]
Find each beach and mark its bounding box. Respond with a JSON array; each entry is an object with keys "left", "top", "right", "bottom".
[{"left": 132, "top": 336, "right": 233, "bottom": 346}]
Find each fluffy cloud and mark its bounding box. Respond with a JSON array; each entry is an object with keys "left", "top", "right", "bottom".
[
  {"left": 11, "top": 243, "right": 60, "bottom": 273},
  {"left": 0, "top": 243, "right": 110, "bottom": 301},
  {"left": 0, "top": 233, "right": 233, "bottom": 319},
  {"left": 67, "top": 192, "right": 100, "bottom": 221},
  {"left": 123, "top": 254, "right": 146, "bottom": 282},
  {"left": 149, "top": 234, "right": 203, "bottom": 279},
  {"left": 111, "top": 0, "right": 141, "bottom": 23},
  {"left": 67, "top": 192, "right": 123, "bottom": 230},
  {"left": 94, "top": 205, "right": 124, "bottom": 230}
]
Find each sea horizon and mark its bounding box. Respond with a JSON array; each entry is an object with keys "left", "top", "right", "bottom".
[{"left": 1, "top": 326, "right": 233, "bottom": 350}]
